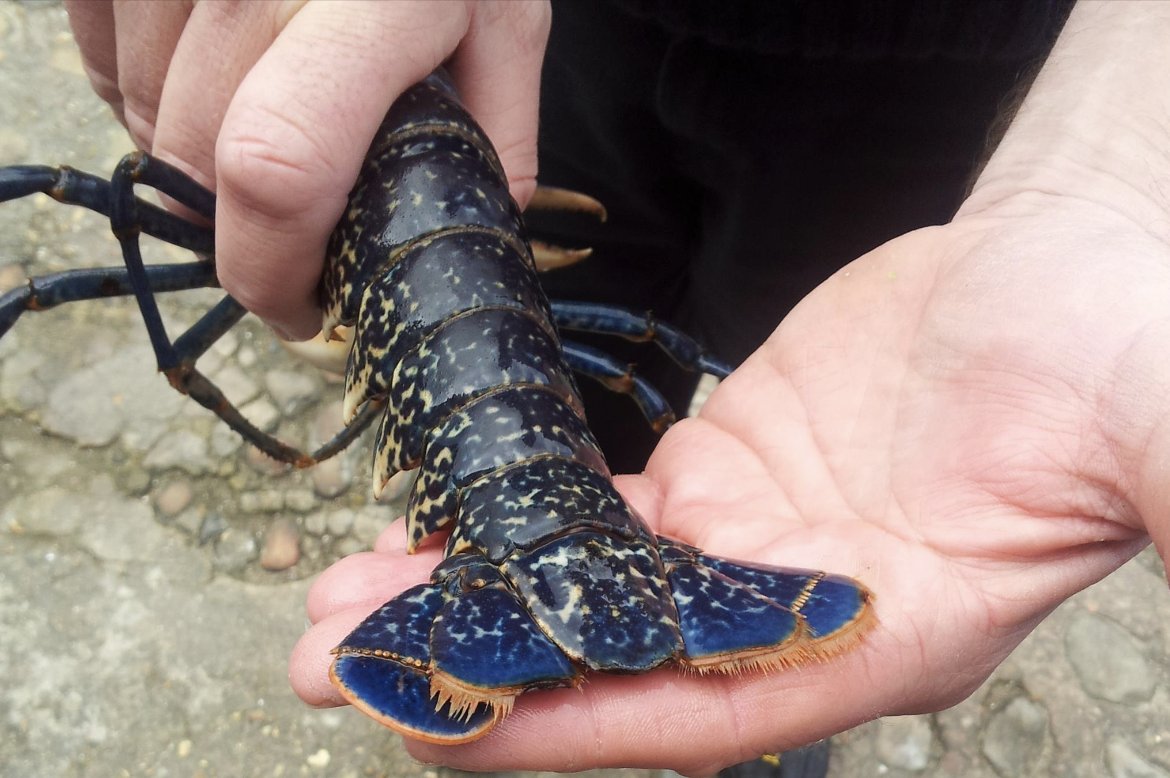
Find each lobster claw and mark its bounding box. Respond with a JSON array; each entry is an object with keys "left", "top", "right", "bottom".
[{"left": 331, "top": 558, "right": 580, "bottom": 744}]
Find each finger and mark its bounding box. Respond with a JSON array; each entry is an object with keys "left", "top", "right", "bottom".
[
  {"left": 611, "top": 473, "right": 665, "bottom": 529},
  {"left": 149, "top": 1, "right": 287, "bottom": 190},
  {"left": 213, "top": 1, "right": 476, "bottom": 339},
  {"left": 65, "top": 0, "right": 123, "bottom": 121},
  {"left": 288, "top": 607, "right": 371, "bottom": 707},
  {"left": 110, "top": 0, "right": 193, "bottom": 150},
  {"left": 304, "top": 548, "right": 441, "bottom": 624},
  {"left": 372, "top": 516, "right": 409, "bottom": 554},
  {"left": 404, "top": 648, "right": 888, "bottom": 775},
  {"left": 448, "top": 0, "right": 550, "bottom": 208}
]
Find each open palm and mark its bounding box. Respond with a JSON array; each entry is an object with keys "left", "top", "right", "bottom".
[{"left": 290, "top": 200, "right": 1165, "bottom": 775}]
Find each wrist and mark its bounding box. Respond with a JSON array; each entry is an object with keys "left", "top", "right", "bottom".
[
  {"left": 945, "top": 204, "right": 1170, "bottom": 573},
  {"left": 958, "top": 2, "right": 1170, "bottom": 245}
]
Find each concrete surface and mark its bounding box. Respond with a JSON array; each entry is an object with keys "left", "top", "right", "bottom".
[{"left": 2, "top": 3, "right": 1169, "bottom": 777}]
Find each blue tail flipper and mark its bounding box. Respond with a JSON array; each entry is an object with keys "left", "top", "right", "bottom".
[
  {"left": 331, "top": 560, "right": 584, "bottom": 744},
  {"left": 665, "top": 560, "right": 807, "bottom": 670},
  {"left": 698, "top": 555, "right": 873, "bottom": 644},
  {"left": 430, "top": 584, "right": 580, "bottom": 717},
  {"left": 659, "top": 538, "right": 874, "bottom": 669},
  {"left": 330, "top": 583, "right": 498, "bottom": 743},
  {"left": 330, "top": 654, "right": 497, "bottom": 742}
]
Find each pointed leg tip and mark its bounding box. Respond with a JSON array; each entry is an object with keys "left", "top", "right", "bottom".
[
  {"left": 342, "top": 393, "right": 362, "bottom": 425},
  {"left": 531, "top": 241, "right": 594, "bottom": 272},
  {"left": 527, "top": 186, "right": 608, "bottom": 221}
]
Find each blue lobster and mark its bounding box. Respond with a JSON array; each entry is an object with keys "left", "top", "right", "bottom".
[{"left": 0, "top": 72, "right": 873, "bottom": 744}]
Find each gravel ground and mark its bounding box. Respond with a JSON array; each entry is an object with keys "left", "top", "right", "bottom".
[{"left": 2, "top": 3, "right": 1169, "bottom": 777}]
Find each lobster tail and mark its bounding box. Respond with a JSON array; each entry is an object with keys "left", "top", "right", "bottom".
[{"left": 325, "top": 74, "right": 873, "bottom": 743}]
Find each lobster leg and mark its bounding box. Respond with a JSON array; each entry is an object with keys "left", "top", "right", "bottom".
[
  {"left": 0, "top": 262, "right": 216, "bottom": 338},
  {"left": 0, "top": 163, "right": 214, "bottom": 253},
  {"left": 0, "top": 155, "right": 378, "bottom": 465},
  {"left": 525, "top": 186, "right": 607, "bottom": 271},
  {"left": 561, "top": 339, "right": 677, "bottom": 432},
  {"left": 552, "top": 299, "right": 734, "bottom": 378}
]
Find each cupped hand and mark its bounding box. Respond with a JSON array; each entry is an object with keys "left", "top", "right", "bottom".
[
  {"left": 65, "top": 0, "right": 549, "bottom": 339},
  {"left": 289, "top": 198, "right": 1167, "bottom": 775}
]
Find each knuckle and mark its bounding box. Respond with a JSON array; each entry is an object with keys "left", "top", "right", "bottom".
[
  {"left": 80, "top": 61, "right": 123, "bottom": 108},
  {"left": 120, "top": 99, "right": 159, "bottom": 150},
  {"left": 215, "top": 108, "right": 346, "bottom": 224}
]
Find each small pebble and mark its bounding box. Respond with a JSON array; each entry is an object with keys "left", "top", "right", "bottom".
[
  {"left": 336, "top": 536, "right": 366, "bottom": 557},
  {"left": 198, "top": 511, "right": 229, "bottom": 545},
  {"left": 260, "top": 518, "right": 301, "bottom": 571},
  {"left": 213, "top": 528, "right": 258, "bottom": 573},
  {"left": 876, "top": 716, "right": 934, "bottom": 771},
  {"left": 210, "top": 364, "right": 260, "bottom": 406},
  {"left": 123, "top": 468, "right": 152, "bottom": 496},
  {"left": 982, "top": 696, "right": 1049, "bottom": 777},
  {"left": 300, "top": 535, "right": 322, "bottom": 561},
  {"left": 353, "top": 508, "right": 392, "bottom": 545},
  {"left": 240, "top": 490, "right": 284, "bottom": 514},
  {"left": 313, "top": 400, "right": 346, "bottom": 440},
  {"left": 237, "top": 344, "right": 258, "bottom": 367},
  {"left": 1106, "top": 737, "right": 1170, "bottom": 778},
  {"left": 240, "top": 397, "right": 280, "bottom": 433},
  {"left": 172, "top": 506, "right": 206, "bottom": 537},
  {"left": 143, "top": 429, "right": 211, "bottom": 475},
  {"left": 1065, "top": 612, "right": 1154, "bottom": 704},
  {"left": 303, "top": 512, "right": 327, "bottom": 536},
  {"left": 326, "top": 509, "right": 354, "bottom": 536},
  {"left": 0, "top": 263, "right": 24, "bottom": 292},
  {"left": 265, "top": 368, "right": 320, "bottom": 415},
  {"left": 311, "top": 456, "right": 351, "bottom": 499},
  {"left": 154, "top": 480, "right": 194, "bottom": 518},
  {"left": 284, "top": 488, "right": 317, "bottom": 513}
]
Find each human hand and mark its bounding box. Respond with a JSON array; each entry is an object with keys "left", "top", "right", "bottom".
[
  {"left": 64, "top": 0, "right": 550, "bottom": 339},
  {"left": 287, "top": 197, "right": 1166, "bottom": 774}
]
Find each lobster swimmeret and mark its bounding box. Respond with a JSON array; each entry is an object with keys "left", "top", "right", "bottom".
[{"left": 0, "top": 72, "right": 874, "bottom": 745}]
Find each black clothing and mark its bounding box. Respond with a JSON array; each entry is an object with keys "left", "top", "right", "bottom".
[{"left": 531, "top": 1, "right": 1075, "bottom": 471}]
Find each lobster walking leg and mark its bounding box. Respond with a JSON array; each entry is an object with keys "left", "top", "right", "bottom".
[
  {"left": 553, "top": 299, "right": 734, "bottom": 377},
  {"left": 561, "top": 340, "right": 677, "bottom": 432},
  {"left": 0, "top": 163, "right": 215, "bottom": 252},
  {"left": 0, "top": 262, "right": 216, "bottom": 337},
  {"left": 0, "top": 157, "right": 380, "bottom": 465}
]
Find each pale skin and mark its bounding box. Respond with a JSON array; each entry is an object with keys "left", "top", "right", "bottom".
[{"left": 67, "top": 1, "right": 1170, "bottom": 775}]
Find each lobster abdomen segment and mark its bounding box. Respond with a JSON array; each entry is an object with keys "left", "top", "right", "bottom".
[
  {"left": 371, "top": 307, "right": 583, "bottom": 479},
  {"left": 406, "top": 385, "right": 608, "bottom": 545}
]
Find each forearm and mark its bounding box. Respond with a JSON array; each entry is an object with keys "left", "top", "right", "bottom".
[{"left": 958, "top": 1, "right": 1170, "bottom": 239}]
